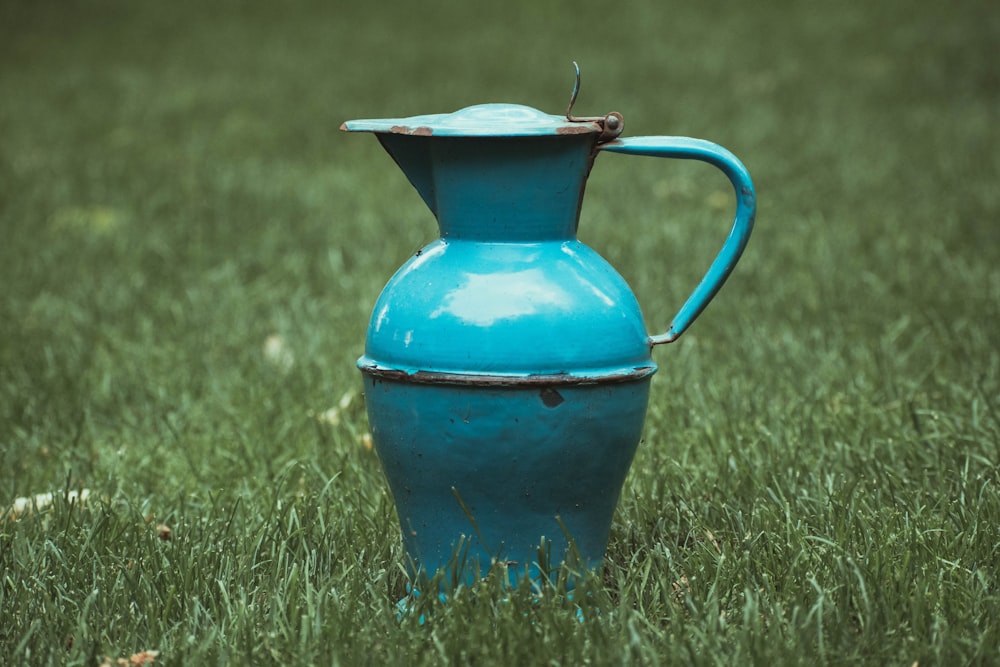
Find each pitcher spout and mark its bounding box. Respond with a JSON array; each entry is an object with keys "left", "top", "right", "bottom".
[
  {"left": 376, "top": 134, "right": 438, "bottom": 216},
  {"left": 341, "top": 104, "right": 606, "bottom": 241}
]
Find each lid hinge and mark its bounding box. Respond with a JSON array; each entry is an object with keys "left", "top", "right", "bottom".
[{"left": 565, "top": 61, "right": 624, "bottom": 143}]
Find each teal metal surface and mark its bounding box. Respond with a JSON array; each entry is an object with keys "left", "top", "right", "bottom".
[
  {"left": 343, "top": 100, "right": 756, "bottom": 590},
  {"left": 364, "top": 377, "right": 650, "bottom": 586},
  {"left": 341, "top": 103, "right": 603, "bottom": 137}
]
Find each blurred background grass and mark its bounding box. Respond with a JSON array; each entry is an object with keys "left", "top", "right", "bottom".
[{"left": 1, "top": 0, "right": 998, "bottom": 664}]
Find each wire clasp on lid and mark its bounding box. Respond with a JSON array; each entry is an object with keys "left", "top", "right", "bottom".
[{"left": 565, "top": 61, "right": 624, "bottom": 143}]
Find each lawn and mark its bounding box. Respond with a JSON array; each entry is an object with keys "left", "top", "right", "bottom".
[{"left": 1, "top": 0, "right": 998, "bottom": 665}]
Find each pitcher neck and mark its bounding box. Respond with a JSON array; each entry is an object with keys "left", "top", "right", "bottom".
[{"left": 379, "top": 134, "right": 597, "bottom": 242}]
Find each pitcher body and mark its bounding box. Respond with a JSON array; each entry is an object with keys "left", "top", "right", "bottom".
[{"left": 342, "top": 101, "right": 755, "bottom": 589}]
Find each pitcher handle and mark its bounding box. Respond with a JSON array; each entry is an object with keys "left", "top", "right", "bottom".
[{"left": 598, "top": 136, "right": 756, "bottom": 345}]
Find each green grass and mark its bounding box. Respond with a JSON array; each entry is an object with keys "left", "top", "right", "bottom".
[{"left": 2, "top": 0, "right": 998, "bottom": 664}]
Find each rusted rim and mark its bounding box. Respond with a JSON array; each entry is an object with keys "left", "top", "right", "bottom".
[{"left": 358, "top": 363, "right": 656, "bottom": 387}]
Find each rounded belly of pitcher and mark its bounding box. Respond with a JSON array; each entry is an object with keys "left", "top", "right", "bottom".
[{"left": 363, "top": 372, "right": 651, "bottom": 588}]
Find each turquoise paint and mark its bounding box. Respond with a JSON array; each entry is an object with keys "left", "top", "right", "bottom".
[{"left": 343, "top": 103, "right": 755, "bottom": 589}]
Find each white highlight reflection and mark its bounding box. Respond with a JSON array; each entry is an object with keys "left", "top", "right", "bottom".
[{"left": 430, "top": 269, "right": 572, "bottom": 326}]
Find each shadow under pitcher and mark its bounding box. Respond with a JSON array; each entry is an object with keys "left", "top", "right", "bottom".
[{"left": 342, "top": 80, "right": 756, "bottom": 591}]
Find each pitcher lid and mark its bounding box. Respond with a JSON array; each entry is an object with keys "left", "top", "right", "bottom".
[{"left": 341, "top": 103, "right": 606, "bottom": 138}]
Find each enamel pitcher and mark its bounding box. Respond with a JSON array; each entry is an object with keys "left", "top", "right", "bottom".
[{"left": 342, "top": 85, "right": 755, "bottom": 590}]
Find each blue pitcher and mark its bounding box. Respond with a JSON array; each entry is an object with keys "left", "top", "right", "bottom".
[{"left": 342, "top": 93, "right": 755, "bottom": 590}]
